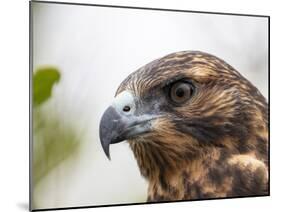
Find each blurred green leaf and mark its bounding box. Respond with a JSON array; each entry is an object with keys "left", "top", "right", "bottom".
[
  {"left": 33, "top": 109, "right": 81, "bottom": 186},
  {"left": 32, "top": 66, "right": 83, "bottom": 209},
  {"left": 33, "top": 67, "right": 60, "bottom": 106},
  {"left": 32, "top": 66, "right": 81, "bottom": 185}
]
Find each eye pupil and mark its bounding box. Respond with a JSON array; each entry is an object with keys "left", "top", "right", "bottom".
[
  {"left": 169, "top": 81, "right": 194, "bottom": 104},
  {"left": 176, "top": 88, "right": 185, "bottom": 98}
]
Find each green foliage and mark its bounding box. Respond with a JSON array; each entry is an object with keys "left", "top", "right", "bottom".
[
  {"left": 33, "top": 67, "right": 60, "bottom": 106},
  {"left": 33, "top": 110, "right": 81, "bottom": 186},
  {"left": 32, "top": 66, "right": 81, "bottom": 187}
]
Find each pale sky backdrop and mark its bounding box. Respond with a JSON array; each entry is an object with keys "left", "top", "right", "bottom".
[{"left": 32, "top": 2, "right": 268, "bottom": 209}]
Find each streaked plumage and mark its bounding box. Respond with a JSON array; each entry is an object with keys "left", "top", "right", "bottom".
[{"left": 99, "top": 51, "right": 268, "bottom": 201}]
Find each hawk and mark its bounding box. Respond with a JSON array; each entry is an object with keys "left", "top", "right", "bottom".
[{"left": 99, "top": 51, "right": 268, "bottom": 201}]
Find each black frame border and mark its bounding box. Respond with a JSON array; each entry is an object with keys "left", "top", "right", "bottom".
[{"left": 29, "top": 1, "right": 270, "bottom": 211}]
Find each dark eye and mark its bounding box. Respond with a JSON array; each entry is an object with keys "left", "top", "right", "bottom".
[{"left": 169, "top": 81, "right": 194, "bottom": 104}]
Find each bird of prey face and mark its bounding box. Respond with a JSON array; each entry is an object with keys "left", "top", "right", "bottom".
[{"left": 99, "top": 51, "right": 268, "bottom": 201}]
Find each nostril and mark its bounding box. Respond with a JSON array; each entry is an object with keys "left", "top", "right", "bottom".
[{"left": 123, "top": 105, "right": 131, "bottom": 112}]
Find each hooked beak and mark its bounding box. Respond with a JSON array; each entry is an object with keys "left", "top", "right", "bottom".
[{"left": 99, "top": 101, "right": 156, "bottom": 160}]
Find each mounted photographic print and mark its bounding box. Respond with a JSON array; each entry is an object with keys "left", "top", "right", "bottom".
[{"left": 30, "top": 1, "right": 269, "bottom": 211}]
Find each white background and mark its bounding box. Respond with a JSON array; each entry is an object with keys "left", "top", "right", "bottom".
[{"left": 0, "top": 0, "right": 279, "bottom": 212}]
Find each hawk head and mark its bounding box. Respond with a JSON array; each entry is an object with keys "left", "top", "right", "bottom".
[{"left": 99, "top": 51, "right": 268, "bottom": 181}]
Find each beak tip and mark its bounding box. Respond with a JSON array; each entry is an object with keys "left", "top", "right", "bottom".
[
  {"left": 100, "top": 138, "right": 111, "bottom": 160},
  {"left": 105, "top": 149, "right": 111, "bottom": 160},
  {"left": 100, "top": 106, "right": 122, "bottom": 160}
]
